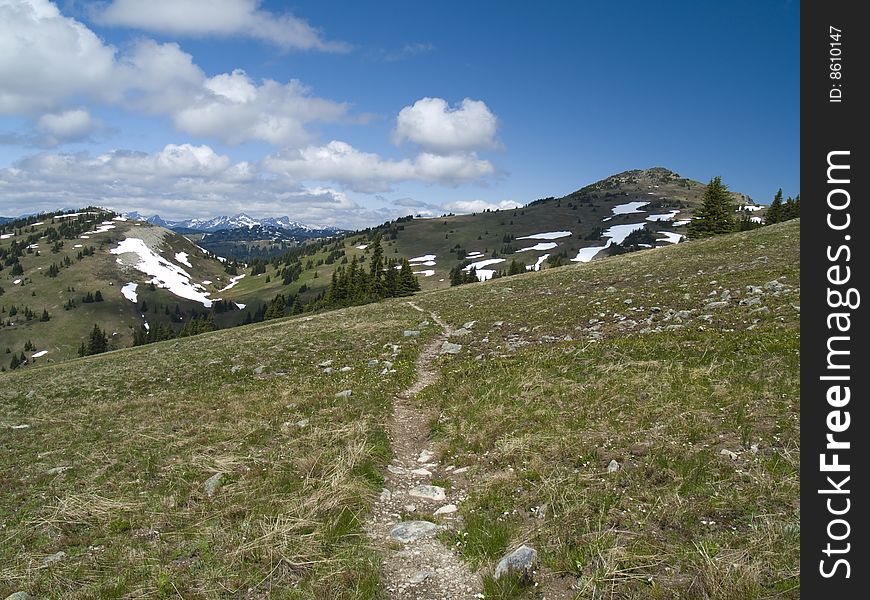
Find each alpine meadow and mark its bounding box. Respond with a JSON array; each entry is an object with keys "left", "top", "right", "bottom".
[{"left": 1, "top": 1, "right": 799, "bottom": 599}]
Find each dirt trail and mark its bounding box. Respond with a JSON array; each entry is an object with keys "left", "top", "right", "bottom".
[{"left": 365, "top": 302, "right": 479, "bottom": 599}]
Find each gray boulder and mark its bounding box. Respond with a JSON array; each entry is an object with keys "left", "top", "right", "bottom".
[
  {"left": 494, "top": 545, "right": 538, "bottom": 579},
  {"left": 440, "top": 342, "right": 462, "bottom": 355},
  {"left": 389, "top": 520, "right": 441, "bottom": 543}
]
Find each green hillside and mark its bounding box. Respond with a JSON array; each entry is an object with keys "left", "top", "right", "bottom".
[
  {"left": 1, "top": 220, "right": 799, "bottom": 599},
  {"left": 1, "top": 169, "right": 768, "bottom": 371}
]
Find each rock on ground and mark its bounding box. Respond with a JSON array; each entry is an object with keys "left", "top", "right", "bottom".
[
  {"left": 204, "top": 472, "right": 224, "bottom": 497},
  {"left": 409, "top": 485, "right": 447, "bottom": 502},
  {"left": 494, "top": 545, "right": 538, "bottom": 580},
  {"left": 389, "top": 520, "right": 441, "bottom": 543}
]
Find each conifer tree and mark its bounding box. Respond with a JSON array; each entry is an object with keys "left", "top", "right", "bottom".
[
  {"left": 766, "top": 189, "right": 784, "bottom": 224},
  {"left": 687, "top": 176, "right": 736, "bottom": 239}
]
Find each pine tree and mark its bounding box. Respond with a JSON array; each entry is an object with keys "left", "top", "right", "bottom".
[
  {"left": 40, "top": 309, "right": 50, "bottom": 322},
  {"left": 687, "top": 176, "right": 736, "bottom": 239},
  {"left": 766, "top": 189, "right": 784, "bottom": 224},
  {"left": 397, "top": 259, "right": 420, "bottom": 296}
]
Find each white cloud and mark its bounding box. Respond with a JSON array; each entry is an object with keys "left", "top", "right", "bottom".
[
  {"left": 0, "top": 0, "right": 118, "bottom": 113},
  {"left": 36, "top": 109, "right": 97, "bottom": 142},
  {"left": 0, "top": 145, "right": 405, "bottom": 227},
  {"left": 173, "top": 71, "right": 349, "bottom": 146},
  {"left": 94, "top": 0, "right": 349, "bottom": 51},
  {"left": 442, "top": 199, "right": 523, "bottom": 214},
  {"left": 394, "top": 97, "right": 499, "bottom": 154},
  {"left": 263, "top": 141, "right": 496, "bottom": 193},
  {"left": 0, "top": 2, "right": 350, "bottom": 146}
]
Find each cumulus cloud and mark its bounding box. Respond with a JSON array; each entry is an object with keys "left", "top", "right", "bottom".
[
  {"left": 0, "top": 2, "right": 350, "bottom": 146},
  {"left": 174, "top": 71, "right": 349, "bottom": 146},
  {"left": 0, "top": 0, "right": 118, "bottom": 113},
  {"left": 93, "top": 0, "right": 349, "bottom": 51},
  {"left": 0, "top": 144, "right": 401, "bottom": 227},
  {"left": 442, "top": 199, "right": 523, "bottom": 214},
  {"left": 394, "top": 97, "right": 499, "bottom": 154},
  {"left": 263, "top": 141, "right": 496, "bottom": 193},
  {"left": 37, "top": 109, "right": 98, "bottom": 142}
]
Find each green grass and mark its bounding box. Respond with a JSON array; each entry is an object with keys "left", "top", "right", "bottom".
[
  {"left": 2, "top": 219, "right": 799, "bottom": 598},
  {"left": 1, "top": 299, "right": 435, "bottom": 598},
  {"left": 413, "top": 220, "right": 800, "bottom": 598}
]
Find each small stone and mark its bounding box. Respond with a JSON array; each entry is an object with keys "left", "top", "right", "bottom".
[
  {"left": 379, "top": 488, "right": 392, "bottom": 502},
  {"left": 409, "top": 485, "right": 446, "bottom": 502},
  {"left": 403, "top": 504, "right": 417, "bottom": 513},
  {"left": 253, "top": 365, "right": 266, "bottom": 374},
  {"left": 387, "top": 465, "right": 406, "bottom": 475},
  {"left": 295, "top": 418, "right": 309, "bottom": 428},
  {"left": 607, "top": 459, "right": 620, "bottom": 473},
  {"left": 403, "top": 330, "right": 420, "bottom": 337},
  {"left": 318, "top": 360, "right": 333, "bottom": 368},
  {"left": 493, "top": 321, "right": 504, "bottom": 327},
  {"left": 230, "top": 365, "right": 242, "bottom": 373},
  {"left": 411, "top": 468, "right": 432, "bottom": 476},
  {"left": 452, "top": 466, "right": 469, "bottom": 474},
  {"left": 335, "top": 389, "right": 352, "bottom": 398},
  {"left": 42, "top": 551, "right": 66, "bottom": 566},
  {"left": 5, "top": 592, "right": 33, "bottom": 600},
  {"left": 623, "top": 299, "right": 633, "bottom": 305},
  {"left": 462, "top": 321, "right": 477, "bottom": 330},
  {"left": 204, "top": 472, "right": 224, "bottom": 497},
  {"left": 440, "top": 342, "right": 462, "bottom": 355},
  {"left": 339, "top": 366, "right": 352, "bottom": 373},
  {"left": 494, "top": 545, "right": 538, "bottom": 580},
  {"left": 417, "top": 450, "right": 435, "bottom": 463},
  {"left": 750, "top": 443, "right": 759, "bottom": 453},
  {"left": 704, "top": 301, "right": 729, "bottom": 310},
  {"left": 606, "top": 286, "right": 617, "bottom": 293},
  {"left": 409, "top": 571, "right": 433, "bottom": 584},
  {"left": 720, "top": 449, "right": 739, "bottom": 460},
  {"left": 434, "top": 504, "right": 458, "bottom": 515},
  {"left": 367, "top": 359, "right": 379, "bottom": 368},
  {"left": 10, "top": 424, "right": 30, "bottom": 430},
  {"left": 46, "top": 466, "right": 71, "bottom": 475},
  {"left": 764, "top": 279, "right": 785, "bottom": 292},
  {"left": 389, "top": 520, "right": 441, "bottom": 543}
]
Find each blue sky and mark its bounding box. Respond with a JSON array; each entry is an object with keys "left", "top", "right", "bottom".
[{"left": 0, "top": 0, "right": 799, "bottom": 226}]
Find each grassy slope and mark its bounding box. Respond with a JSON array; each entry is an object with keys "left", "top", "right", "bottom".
[
  {"left": 414, "top": 220, "right": 799, "bottom": 598},
  {"left": 1, "top": 220, "right": 798, "bottom": 599},
  {"left": 1, "top": 300, "right": 437, "bottom": 598}
]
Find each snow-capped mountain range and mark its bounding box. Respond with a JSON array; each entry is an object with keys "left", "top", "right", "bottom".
[{"left": 125, "top": 212, "right": 344, "bottom": 234}]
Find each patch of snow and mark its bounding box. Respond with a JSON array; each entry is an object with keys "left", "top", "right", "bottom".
[
  {"left": 218, "top": 274, "right": 245, "bottom": 292},
  {"left": 27, "top": 244, "right": 39, "bottom": 249},
  {"left": 413, "top": 269, "right": 436, "bottom": 277},
  {"left": 32, "top": 221, "right": 44, "bottom": 226},
  {"left": 517, "top": 242, "right": 558, "bottom": 252},
  {"left": 0, "top": 234, "right": 13, "bottom": 239},
  {"left": 111, "top": 238, "right": 213, "bottom": 307},
  {"left": 74, "top": 244, "right": 83, "bottom": 248},
  {"left": 113, "top": 216, "right": 128, "bottom": 221},
  {"left": 31, "top": 350, "right": 48, "bottom": 358},
  {"left": 355, "top": 244, "right": 369, "bottom": 250},
  {"left": 415, "top": 260, "right": 436, "bottom": 266},
  {"left": 201, "top": 280, "right": 212, "bottom": 285},
  {"left": 13, "top": 279, "right": 21, "bottom": 284},
  {"left": 750, "top": 216, "right": 763, "bottom": 223},
  {"left": 143, "top": 321, "right": 150, "bottom": 331},
  {"left": 657, "top": 231, "right": 684, "bottom": 244},
  {"left": 571, "top": 240, "right": 613, "bottom": 262},
  {"left": 604, "top": 223, "right": 648, "bottom": 245},
  {"left": 602, "top": 216, "right": 612, "bottom": 222},
  {"left": 464, "top": 258, "right": 505, "bottom": 282},
  {"left": 235, "top": 302, "right": 246, "bottom": 309},
  {"left": 611, "top": 201, "right": 649, "bottom": 215},
  {"left": 466, "top": 251, "right": 484, "bottom": 258},
  {"left": 410, "top": 254, "right": 437, "bottom": 262},
  {"left": 672, "top": 220, "right": 691, "bottom": 227},
  {"left": 739, "top": 204, "right": 763, "bottom": 211},
  {"left": 80, "top": 235, "right": 90, "bottom": 239},
  {"left": 515, "top": 231, "right": 571, "bottom": 240},
  {"left": 646, "top": 210, "right": 680, "bottom": 222},
  {"left": 121, "top": 282, "right": 138, "bottom": 303},
  {"left": 175, "top": 252, "right": 192, "bottom": 267},
  {"left": 528, "top": 254, "right": 550, "bottom": 271}
]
